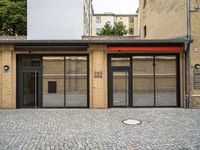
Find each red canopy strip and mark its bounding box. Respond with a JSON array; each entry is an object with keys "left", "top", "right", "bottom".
[{"left": 108, "top": 46, "right": 182, "bottom": 51}]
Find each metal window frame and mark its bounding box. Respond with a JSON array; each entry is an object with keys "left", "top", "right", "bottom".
[
  {"left": 17, "top": 54, "right": 90, "bottom": 109},
  {"left": 108, "top": 53, "right": 180, "bottom": 108}
]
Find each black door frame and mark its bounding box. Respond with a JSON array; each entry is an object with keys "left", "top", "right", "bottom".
[
  {"left": 109, "top": 67, "right": 132, "bottom": 108},
  {"left": 108, "top": 54, "right": 180, "bottom": 108},
  {"left": 18, "top": 68, "right": 42, "bottom": 108}
]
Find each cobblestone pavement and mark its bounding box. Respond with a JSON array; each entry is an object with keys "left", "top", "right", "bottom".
[{"left": 0, "top": 108, "right": 200, "bottom": 150}]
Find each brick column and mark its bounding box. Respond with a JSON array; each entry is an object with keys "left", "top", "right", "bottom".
[
  {"left": 0, "top": 45, "right": 16, "bottom": 109},
  {"left": 88, "top": 44, "right": 108, "bottom": 109}
]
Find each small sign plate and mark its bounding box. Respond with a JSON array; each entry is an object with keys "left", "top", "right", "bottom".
[{"left": 94, "top": 70, "right": 102, "bottom": 78}]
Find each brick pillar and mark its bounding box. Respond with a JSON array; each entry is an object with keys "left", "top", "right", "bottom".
[
  {"left": 88, "top": 44, "right": 108, "bottom": 109},
  {"left": 0, "top": 45, "right": 16, "bottom": 109}
]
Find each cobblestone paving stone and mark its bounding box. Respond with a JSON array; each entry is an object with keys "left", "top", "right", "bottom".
[{"left": 0, "top": 108, "right": 200, "bottom": 150}]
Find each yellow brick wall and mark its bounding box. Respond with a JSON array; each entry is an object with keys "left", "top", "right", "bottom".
[
  {"left": 88, "top": 44, "right": 108, "bottom": 108},
  {"left": 190, "top": 0, "right": 200, "bottom": 108},
  {"left": 0, "top": 51, "right": 1, "bottom": 108},
  {"left": 0, "top": 45, "right": 16, "bottom": 109},
  {"left": 139, "top": 0, "right": 187, "bottom": 39},
  {"left": 139, "top": 0, "right": 200, "bottom": 108}
]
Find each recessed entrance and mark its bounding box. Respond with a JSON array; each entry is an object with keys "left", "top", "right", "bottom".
[
  {"left": 20, "top": 70, "right": 41, "bottom": 108},
  {"left": 108, "top": 54, "right": 180, "bottom": 108}
]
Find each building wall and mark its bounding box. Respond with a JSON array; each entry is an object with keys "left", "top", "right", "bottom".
[
  {"left": 138, "top": 0, "right": 200, "bottom": 108},
  {"left": 88, "top": 44, "right": 108, "bottom": 108},
  {"left": 92, "top": 14, "right": 139, "bottom": 36},
  {"left": 27, "top": 0, "right": 91, "bottom": 40},
  {"left": 92, "top": 15, "right": 116, "bottom": 36},
  {"left": 116, "top": 16, "right": 130, "bottom": 35},
  {"left": 0, "top": 45, "right": 16, "bottom": 109},
  {"left": 0, "top": 44, "right": 184, "bottom": 109},
  {"left": 134, "top": 16, "right": 139, "bottom": 36},
  {"left": 0, "top": 51, "right": 1, "bottom": 108},
  {"left": 190, "top": 0, "right": 200, "bottom": 108},
  {"left": 83, "top": 0, "right": 92, "bottom": 36},
  {"left": 139, "top": 0, "right": 187, "bottom": 39}
]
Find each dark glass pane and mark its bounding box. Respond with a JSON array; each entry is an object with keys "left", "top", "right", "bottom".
[
  {"left": 155, "top": 56, "right": 177, "bottom": 106},
  {"left": 23, "top": 72, "right": 38, "bottom": 107},
  {"left": 43, "top": 57, "right": 64, "bottom": 107},
  {"left": 113, "top": 72, "right": 129, "bottom": 106},
  {"left": 132, "top": 56, "right": 154, "bottom": 107},
  {"left": 21, "top": 57, "right": 41, "bottom": 66},
  {"left": 111, "top": 57, "right": 130, "bottom": 66},
  {"left": 48, "top": 81, "right": 57, "bottom": 93},
  {"left": 65, "top": 56, "right": 87, "bottom": 107}
]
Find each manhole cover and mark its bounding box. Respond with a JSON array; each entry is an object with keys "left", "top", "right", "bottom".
[{"left": 122, "top": 119, "right": 142, "bottom": 125}]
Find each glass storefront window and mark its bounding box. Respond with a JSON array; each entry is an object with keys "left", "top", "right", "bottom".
[
  {"left": 65, "top": 56, "right": 88, "bottom": 107},
  {"left": 132, "top": 56, "right": 154, "bottom": 107},
  {"left": 43, "top": 57, "right": 65, "bottom": 107},
  {"left": 111, "top": 57, "right": 130, "bottom": 66},
  {"left": 155, "top": 56, "right": 177, "bottom": 106}
]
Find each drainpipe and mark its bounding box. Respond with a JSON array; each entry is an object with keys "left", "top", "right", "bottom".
[
  {"left": 183, "top": 47, "right": 186, "bottom": 109},
  {"left": 187, "top": 0, "right": 192, "bottom": 108}
]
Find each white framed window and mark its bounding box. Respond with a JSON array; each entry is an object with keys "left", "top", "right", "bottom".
[
  {"left": 96, "top": 17, "right": 101, "bottom": 23},
  {"left": 106, "top": 21, "right": 111, "bottom": 24},
  {"left": 129, "top": 18, "right": 134, "bottom": 23},
  {"left": 96, "top": 28, "right": 101, "bottom": 34}
]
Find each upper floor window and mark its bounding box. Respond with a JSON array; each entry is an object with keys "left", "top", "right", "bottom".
[
  {"left": 143, "top": 0, "right": 147, "bottom": 8},
  {"left": 144, "top": 25, "right": 147, "bottom": 38},
  {"left": 106, "top": 21, "right": 111, "bottom": 25},
  {"left": 129, "top": 18, "right": 134, "bottom": 23},
  {"left": 96, "top": 28, "right": 101, "bottom": 34},
  {"left": 129, "top": 28, "right": 134, "bottom": 35},
  {"left": 96, "top": 17, "right": 101, "bottom": 23}
]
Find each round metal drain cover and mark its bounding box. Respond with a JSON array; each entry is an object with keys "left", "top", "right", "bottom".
[{"left": 122, "top": 119, "right": 142, "bottom": 125}]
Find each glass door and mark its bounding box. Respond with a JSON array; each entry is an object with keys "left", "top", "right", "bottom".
[
  {"left": 19, "top": 70, "right": 41, "bottom": 108},
  {"left": 110, "top": 69, "right": 131, "bottom": 107}
]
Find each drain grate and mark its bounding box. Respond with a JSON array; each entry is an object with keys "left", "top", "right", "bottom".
[{"left": 122, "top": 119, "right": 142, "bottom": 125}]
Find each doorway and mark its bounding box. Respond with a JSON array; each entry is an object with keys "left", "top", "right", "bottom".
[
  {"left": 19, "top": 69, "right": 42, "bottom": 108},
  {"left": 109, "top": 68, "right": 131, "bottom": 107}
]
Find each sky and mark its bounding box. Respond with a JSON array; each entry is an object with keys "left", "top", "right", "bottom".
[{"left": 92, "top": 0, "right": 139, "bottom": 14}]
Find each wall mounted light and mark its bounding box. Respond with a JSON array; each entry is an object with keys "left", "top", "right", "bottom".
[
  {"left": 3, "top": 65, "right": 10, "bottom": 73},
  {"left": 195, "top": 64, "right": 200, "bottom": 70}
]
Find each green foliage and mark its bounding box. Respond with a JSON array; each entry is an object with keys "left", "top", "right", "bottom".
[
  {"left": 97, "top": 23, "right": 113, "bottom": 36},
  {"left": 97, "top": 22, "right": 128, "bottom": 36},
  {"left": 0, "top": 0, "right": 27, "bottom": 36}
]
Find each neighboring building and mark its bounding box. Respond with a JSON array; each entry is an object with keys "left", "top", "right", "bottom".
[
  {"left": 139, "top": 0, "right": 187, "bottom": 39},
  {"left": 138, "top": 0, "right": 200, "bottom": 108},
  {"left": 84, "top": 0, "right": 93, "bottom": 36},
  {"left": 92, "top": 13, "right": 139, "bottom": 36},
  {"left": 28, "top": 0, "right": 92, "bottom": 40}
]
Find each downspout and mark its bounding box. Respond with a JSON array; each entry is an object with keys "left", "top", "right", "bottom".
[
  {"left": 187, "top": 0, "right": 192, "bottom": 108},
  {"left": 183, "top": 46, "right": 186, "bottom": 109}
]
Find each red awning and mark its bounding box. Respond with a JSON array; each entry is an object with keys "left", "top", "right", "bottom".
[{"left": 108, "top": 46, "right": 182, "bottom": 52}]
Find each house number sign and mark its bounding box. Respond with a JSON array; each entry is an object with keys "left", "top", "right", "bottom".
[{"left": 94, "top": 70, "right": 102, "bottom": 78}]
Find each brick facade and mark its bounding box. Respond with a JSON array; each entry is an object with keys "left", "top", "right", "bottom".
[
  {"left": 139, "top": 0, "right": 200, "bottom": 108},
  {"left": 0, "top": 45, "right": 16, "bottom": 109}
]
